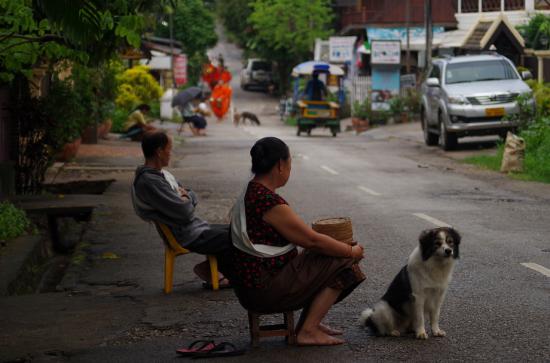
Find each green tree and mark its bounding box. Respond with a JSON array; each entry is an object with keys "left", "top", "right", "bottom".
[
  {"left": 248, "top": 0, "right": 333, "bottom": 92},
  {"left": 217, "top": 0, "right": 253, "bottom": 46},
  {"left": 518, "top": 14, "right": 550, "bottom": 50},
  {"left": 156, "top": 0, "right": 218, "bottom": 85},
  {"left": 0, "top": 0, "right": 165, "bottom": 82}
]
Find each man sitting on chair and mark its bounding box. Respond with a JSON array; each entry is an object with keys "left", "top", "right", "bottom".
[{"left": 131, "top": 131, "right": 231, "bottom": 287}]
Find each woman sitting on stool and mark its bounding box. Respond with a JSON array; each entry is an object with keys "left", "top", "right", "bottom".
[{"left": 229, "top": 137, "right": 365, "bottom": 346}]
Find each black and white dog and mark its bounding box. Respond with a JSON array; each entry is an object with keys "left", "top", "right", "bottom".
[{"left": 360, "top": 227, "right": 461, "bottom": 339}]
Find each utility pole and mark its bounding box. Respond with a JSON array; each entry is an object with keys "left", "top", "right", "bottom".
[
  {"left": 406, "top": 0, "right": 411, "bottom": 73},
  {"left": 424, "top": 0, "right": 433, "bottom": 70},
  {"left": 169, "top": 3, "right": 175, "bottom": 88}
]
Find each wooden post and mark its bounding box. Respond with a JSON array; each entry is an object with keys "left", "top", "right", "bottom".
[
  {"left": 425, "top": 0, "right": 433, "bottom": 68},
  {"left": 538, "top": 56, "right": 544, "bottom": 84},
  {"left": 406, "top": 0, "right": 411, "bottom": 73}
]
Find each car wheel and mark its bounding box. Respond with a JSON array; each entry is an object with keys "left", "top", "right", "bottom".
[
  {"left": 422, "top": 109, "right": 438, "bottom": 146},
  {"left": 438, "top": 116, "right": 457, "bottom": 151}
]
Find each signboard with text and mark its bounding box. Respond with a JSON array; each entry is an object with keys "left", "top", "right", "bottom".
[
  {"left": 174, "top": 54, "right": 187, "bottom": 87},
  {"left": 329, "top": 36, "right": 356, "bottom": 63},
  {"left": 371, "top": 40, "right": 401, "bottom": 65}
]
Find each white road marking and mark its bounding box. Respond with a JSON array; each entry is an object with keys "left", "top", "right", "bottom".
[
  {"left": 521, "top": 262, "right": 550, "bottom": 277},
  {"left": 320, "top": 165, "right": 339, "bottom": 175},
  {"left": 302, "top": 155, "right": 310, "bottom": 160},
  {"left": 413, "top": 213, "right": 451, "bottom": 227},
  {"left": 357, "top": 185, "right": 381, "bottom": 196}
]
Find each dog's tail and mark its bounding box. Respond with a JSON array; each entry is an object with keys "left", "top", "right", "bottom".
[{"left": 359, "top": 308, "right": 374, "bottom": 326}]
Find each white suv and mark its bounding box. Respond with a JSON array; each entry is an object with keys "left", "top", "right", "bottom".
[
  {"left": 240, "top": 59, "right": 273, "bottom": 91},
  {"left": 420, "top": 54, "right": 535, "bottom": 150}
]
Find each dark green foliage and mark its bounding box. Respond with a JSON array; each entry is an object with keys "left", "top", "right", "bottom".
[
  {"left": 156, "top": 0, "right": 217, "bottom": 85},
  {"left": 0, "top": 202, "right": 31, "bottom": 241},
  {"left": 352, "top": 98, "right": 372, "bottom": 120},
  {"left": 247, "top": 0, "right": 333, "bottom": 93},
  {"left": 518, "top": 14, "right": 550, "bottom": 50},
  {"left": 0, "top": 0, "right": 159, "bottom": 82},
  {"left": 217, "top": 0, "right": 254, "bottom": 46}
]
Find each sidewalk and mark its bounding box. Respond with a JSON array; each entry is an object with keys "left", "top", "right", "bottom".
[{"left": 0, "top": 119, "right": 364, "bottom": 363}]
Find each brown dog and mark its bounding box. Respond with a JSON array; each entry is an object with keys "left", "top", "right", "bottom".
[{"left": 233, "top": 109, "right": 261, "bottom": 126}]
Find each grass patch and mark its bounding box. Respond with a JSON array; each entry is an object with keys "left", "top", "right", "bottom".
[
  {"left": 463, "top": 124, "right": 550, "bottom": 184},
  {"left": 463, "top": 154, "right": 501, "bottom": 172}
]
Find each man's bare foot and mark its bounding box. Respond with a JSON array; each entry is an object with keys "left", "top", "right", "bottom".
[
  {"left": 319, "top": 323, "right": 343, "bottom": 336},
  {"left": 297, "top": 328, "right": 345, "bottom": 346},
  {"left": 193, "top": 261, "right": 226, "bottom": 283}
]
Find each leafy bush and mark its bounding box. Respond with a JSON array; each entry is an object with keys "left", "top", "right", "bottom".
[
  {"left": 43, "top": 76, "right": 88, "bottom": 149},
  {"left": 521, "top": 116, "right": 550, "bottom": 181},
  {"left": 0, "top": 202, "right": 31, "bottom": 241},
  {"left": 464, "top": 117, "right": 550, "bottom": 183},
  {"left": 352, "top": 98, "right": 372, "bottom": 120},
  {"left": 403, "top": 89, "right": 421, "bottom": 116},
  {"left": 111, "top": 107, "right": 130, "bottom": 133},
  {"left": 526, "top": 80, "right": 550, "bottom": 117},
  {"left": 389, "top": 96, "right": 405, "bottom": 116},
  {"left": 115, "top": 65, "right": 162, "bottom": 111}
]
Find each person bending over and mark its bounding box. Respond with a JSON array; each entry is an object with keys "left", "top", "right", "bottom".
[
  {"left": 230, "top": 137, "right": 365, "bottom": 346},
  {"left": 132, "top": 131, "right": 230, "bottom": 287}
]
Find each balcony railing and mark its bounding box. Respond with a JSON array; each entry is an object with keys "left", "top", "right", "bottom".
[{"left": 460, "top": 0, "right": 526, "bottom": 12}]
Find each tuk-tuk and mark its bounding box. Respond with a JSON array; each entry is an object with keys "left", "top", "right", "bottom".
[{"left": 291, "top": 61, "right": 345, "bottom": 137}]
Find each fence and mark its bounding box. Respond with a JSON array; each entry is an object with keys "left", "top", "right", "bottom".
[{"left": 349, "top": 76, "right": 371, "bottom": 111}]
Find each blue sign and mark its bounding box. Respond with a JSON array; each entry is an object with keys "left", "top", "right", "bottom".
[{"left": 366, "top": 26, "right": 445, "bottom": 42}]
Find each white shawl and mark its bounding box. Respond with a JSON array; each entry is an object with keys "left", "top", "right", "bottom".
[{"left": 230, "top": 185, "right": 296, "bottom": 258}]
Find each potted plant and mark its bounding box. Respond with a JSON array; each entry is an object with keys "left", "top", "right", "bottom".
[
  {"left": 403, "top": 89, "right": 421, "bottom": 122},
  {"left": 389, "top": 96, "right": 406, "bottom": 123},
  {"left": 43, "top": 75, "right": 86, "bottom": 161},
  {"left": 352, "top": 98, "right": 371, "bottom": 134}
]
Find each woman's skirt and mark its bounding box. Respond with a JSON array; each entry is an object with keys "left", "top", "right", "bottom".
[{"left": 234, "top": 251, "right": 365, "bottom": 313}]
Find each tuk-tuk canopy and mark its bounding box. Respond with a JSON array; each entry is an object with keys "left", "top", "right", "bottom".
[{"left": 291, "top": 61, "right": 344, "bottom": 77}]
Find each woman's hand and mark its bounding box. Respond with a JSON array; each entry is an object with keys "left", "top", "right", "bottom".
[{"left": 350, "top": 244, "right": 364, "bottom": 261}]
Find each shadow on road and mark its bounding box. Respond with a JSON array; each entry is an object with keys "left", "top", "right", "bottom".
[{"left": 455, "top": 138, "right": 500, "bottom": 151}]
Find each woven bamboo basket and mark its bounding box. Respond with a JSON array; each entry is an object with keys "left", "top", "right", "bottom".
[{"left": 312, "top": 217, "right": 354, "bottom": 245}]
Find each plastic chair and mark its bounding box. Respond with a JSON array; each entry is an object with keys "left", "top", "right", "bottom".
[{"left": 155, "top": 222, "right": 219, "bottom": 293}]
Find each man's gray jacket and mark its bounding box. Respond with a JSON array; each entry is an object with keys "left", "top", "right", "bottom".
[{"left": 132, "top": 166, "right": 209, "bottom": 247}]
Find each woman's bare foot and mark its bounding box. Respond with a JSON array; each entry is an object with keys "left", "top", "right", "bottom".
[
  {"left": 319, "top": 323, "right": 343, "bottom": 336},
  {"left": 297, "top": 328, "right": 345, "bottom": 346}
]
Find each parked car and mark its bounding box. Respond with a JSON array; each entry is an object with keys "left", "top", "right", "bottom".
[
  {"left": 240, "top": 59, "right": 273, "bottom": 91},
  {"left": 420, "top": 54, "right": 535, "bottom": 150}
]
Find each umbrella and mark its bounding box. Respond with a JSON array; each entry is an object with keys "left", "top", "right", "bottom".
[
  {"left": 171, "top": 87, "right": 202, "bottom": 108},
  {"left": 291, "top": 61, "right": 344, "bottom": 77}
]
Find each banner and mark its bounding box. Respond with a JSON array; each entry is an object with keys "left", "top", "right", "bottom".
[{"left": 174, "top": 55, "right": 187, "bottom": 87}]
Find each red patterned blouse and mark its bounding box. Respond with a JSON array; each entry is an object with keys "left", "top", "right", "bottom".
[{"left": 231, "top": 181, "right": 298, "bottom": 289}]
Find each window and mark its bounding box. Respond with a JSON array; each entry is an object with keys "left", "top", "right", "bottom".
[
  {"left": 445, "top": 60, "right": 518, "bottom": 84},
  {"left": 429, "top": 65, "right": 441, "bottom": 80},
  {"left": 251, "top": 61, "right": 272, "bottom": 71}
]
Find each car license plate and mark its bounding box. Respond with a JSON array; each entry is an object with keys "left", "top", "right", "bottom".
[{"left": 485, "top": 107, "right": 505, "bottom": 117}]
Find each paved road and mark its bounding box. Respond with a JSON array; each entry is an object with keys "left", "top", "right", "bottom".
[
  {"left": 200, "top": 30, "right": 550, "bottom": 361},
  {"left": 1, "top": 27, "right": 549, "bottom": 363}
]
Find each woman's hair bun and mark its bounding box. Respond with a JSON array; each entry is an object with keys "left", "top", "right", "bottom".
[{"left": 250, "top": 137, "right": 289, "bottom": 175}]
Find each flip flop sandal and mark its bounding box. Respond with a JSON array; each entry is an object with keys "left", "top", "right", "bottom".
[
  {"left": 176, "top": 340, "right": 216, "bottom": 357},
  {"left": 191, "top": 342, "right": 245, "bottom": 359}
]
